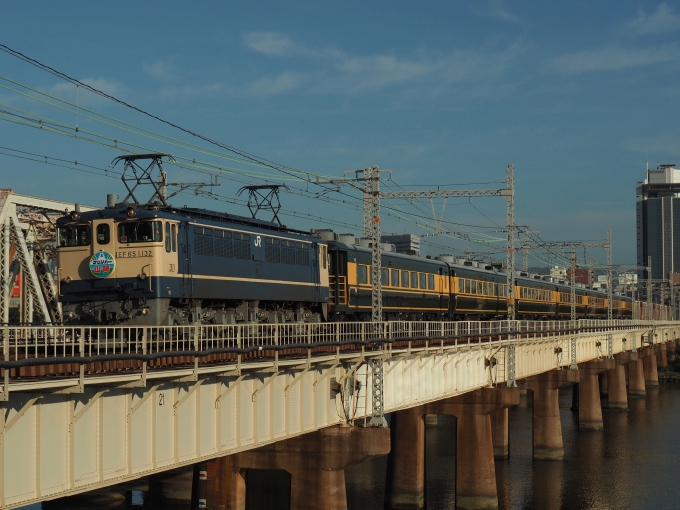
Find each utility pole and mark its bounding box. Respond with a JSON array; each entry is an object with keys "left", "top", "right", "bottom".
[
  {"left": 326, "top": 164, "right": 516, "bottom": 420},
  {"left": 648, "top": 256, "right": 652, "bottom": 320},
  {"left": 520, "top": 234, "right": 612, "bottom": 368},
  {"left": 606, "top": 229, "right": 613, "bottom": 321}
]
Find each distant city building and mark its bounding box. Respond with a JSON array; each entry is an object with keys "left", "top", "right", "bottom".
[
  {"left": 619, "top": 273, "right": 638, "bottom": 286},
  {"left": 566, "top": 267, "right": 593, "bottom": 285},
  {"left": 381, "top": 234, "right": 420, "bottom": 256},
  {"left": 549, "top": 266, "right": 567, "bottom": 280},
  {"left": 636, "top": 163, "right": 680, "bottom": 279}
]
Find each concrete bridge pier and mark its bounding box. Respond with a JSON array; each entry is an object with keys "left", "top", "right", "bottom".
[
  {"left": 424, "top": 387, "right": 520, "bottom": 510},
  {"left": 655, "top": 343, "right": 668, "bottom": 369},
  {"left": 519, "top": 369, "right": 578, "bottom": 460},
  {"left": 386, "top": 406, "right": 426, "bottom": 509},
  {"left": 147, "top": 466, "right": 195, "bottom": 508},
  {"left": 627, "top": 355, "right": 647, "bottom": 398},
  {"left": 606, "top": 352, "right": 638, "bottom": 410},
  {"left": 642, "top": 347, "right": 660, "bottom": 387},
  {"left": 576, "top": 359, "right": 615, "bottom": 430},
  {"left": 598, "top": 372, "right": 608, "bottom": 398},
  {"left": 490, "top": 408, "right": 509, "bottom": 459},
  {"left": 205, "top": 425, "right": 390, "bottom": 510}
]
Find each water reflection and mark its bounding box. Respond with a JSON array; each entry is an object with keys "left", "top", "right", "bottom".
[{"left": 26, "top": 385, "right": 680, "bottom": 509}]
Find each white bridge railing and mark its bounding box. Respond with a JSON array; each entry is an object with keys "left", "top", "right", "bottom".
[{"left": 0, "top": 319, "right": 663, "bottom": 364}]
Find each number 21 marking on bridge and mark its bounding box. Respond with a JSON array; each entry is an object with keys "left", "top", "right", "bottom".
[
  {"left": 158, "top": 393, "right": 164, "bottom": 406},
  {"left": 255, "top": 235, "right": 261, "bottom": 247}
]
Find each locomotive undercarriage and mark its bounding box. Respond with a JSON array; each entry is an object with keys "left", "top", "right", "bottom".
[
  {"left": 63, "top": 297, "right": 322, "bottom": 326},
  {"left": 173, "top": 300, "right": 322, "bottom": 326}
]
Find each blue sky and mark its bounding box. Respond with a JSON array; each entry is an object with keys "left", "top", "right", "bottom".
[{"left": 1, "top": 1, "right": 679, "bottom": 266}]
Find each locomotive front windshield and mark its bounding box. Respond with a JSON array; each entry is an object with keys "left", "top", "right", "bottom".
[
  {"left": 58, "top": 224, "right": 91, "bottom": 247},
  {"left": 118, "top": 221, "right": 163, "bottom": 243}
]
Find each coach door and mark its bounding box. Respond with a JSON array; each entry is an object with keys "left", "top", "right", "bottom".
[
  {"left": 438, "top": 268, "right": 445, "bottom": 312},
  {"left": 178, "top": 223, "right": 193, "bottom": 297},
  {"left": 162, "top": 221, "right": 179, "bottom": 293}
]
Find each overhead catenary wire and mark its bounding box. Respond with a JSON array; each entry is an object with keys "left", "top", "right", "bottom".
[
  {"left": 0, "top": 44, "right": 550, "bottom": 264},
  {"left": 0, "top": 44, "right": 337, "bottom": 185}
]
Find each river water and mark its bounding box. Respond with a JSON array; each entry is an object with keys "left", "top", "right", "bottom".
[
  {"left": 25, "top": 383, "right": 680, "bottom": 509},
  {"left": 346, "top": 384, "right": 680, "bottom": 510}
]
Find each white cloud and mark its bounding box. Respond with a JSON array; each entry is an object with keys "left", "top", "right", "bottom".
[
  {"left": 471, "top": 0, "right": 527, "bottom": 25},
  {"left": 243, "top": 32, "right": 318, "bottom": 58},
  {"left": 245, "top": 72, "right": 306, "bottom": 96},
  {"left": 143, "top": 60, "right": 177, "bottom": 81},
  {"left": 241, "top": 32, "right": 523, "bottom": 98},
  {"left": 549, "top": 45, "right": 679, "bottom": 75},
  {"left": 624, "top": 3, "right": 680, "bottom": 36},
  {"left": 157, "top": 83, "right": 224, "bottom": 99}
]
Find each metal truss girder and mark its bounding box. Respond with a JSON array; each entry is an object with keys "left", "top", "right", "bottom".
[
  {"left": 8, "top": 212, "right": 51, "bottom": 322},
  {"left": 506, "top": 344, "right": 517, "bottom": 387},
  {"left": 368, "top": 358, "right": 387, "bottom": 427}
]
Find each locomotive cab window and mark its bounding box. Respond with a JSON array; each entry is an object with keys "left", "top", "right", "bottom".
[
  {"left": 96, "top": 224, "right": 110, "bottom": 245},
  {"left": 58, "top": 224, "right": 91, "bottom": 247},
  {"left": 165, "top": 223, "right": 171, "bottom": 252},
  {"left": 118, "top": 221, "right": 163, "bottom": 243},
  {"left": 171, "top": 224, "right": 177, "bottom": 252}
]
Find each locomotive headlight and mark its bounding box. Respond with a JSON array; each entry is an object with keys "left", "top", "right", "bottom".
[
  {"left": 69, "top": 211, "right": 80, "bottom": 221},
  {"left": 126, "top": 206, "right": 137, "bottom": 217}
]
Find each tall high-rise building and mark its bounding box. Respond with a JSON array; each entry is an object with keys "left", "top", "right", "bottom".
[{"left": 636, "top": 163, "right": 680, "bottom": 279}]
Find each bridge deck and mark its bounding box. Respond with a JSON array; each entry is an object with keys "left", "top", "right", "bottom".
[{"left": 0, "top": 319, "right": 676, "bottom": 508}]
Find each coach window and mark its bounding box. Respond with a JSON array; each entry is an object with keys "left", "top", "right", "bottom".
[
  {"left": 471, "top": 280, "right": 477, "bottom": 294},
  {"left": 402, "top": 271, "right": 409, "bottom": 288},
  {"left": 410, "top": 272, "right": 418, "bottom": 289},
  {"left": 381, "top": 268, "right": 389, "bottom": 285},
  {"left": 428, "top": 274, "right": 435, "bottom": 290},
  {"left": 459, "top": 279, "right": 464, "bottom": 293},
  {"left": 391, "top": 269, "right": 399, "bottom": 287},
  {"left": 357, "top": 265, "right": 368, "bottom": 285},
  {"left": 418, "top": 273, "right": 426, "bottom": 289},
  {"left": 465, "top": 279, "right": 470, "bottom": 294},
  {"left": 96, "top": 224, "right": 110, "bottom": 245}
]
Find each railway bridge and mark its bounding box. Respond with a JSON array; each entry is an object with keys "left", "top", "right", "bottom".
[{"left": 0, "top": 319, "right": 677, "bottom": 509}]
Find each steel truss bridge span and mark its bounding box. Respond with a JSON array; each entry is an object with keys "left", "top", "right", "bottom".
[{"left": 0, "top": 319, "right": 677, "bottom": 508}]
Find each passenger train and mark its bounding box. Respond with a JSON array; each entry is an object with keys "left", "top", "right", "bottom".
[{"left": 56, "top": 199, "right": 643, "bottom": 326}]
